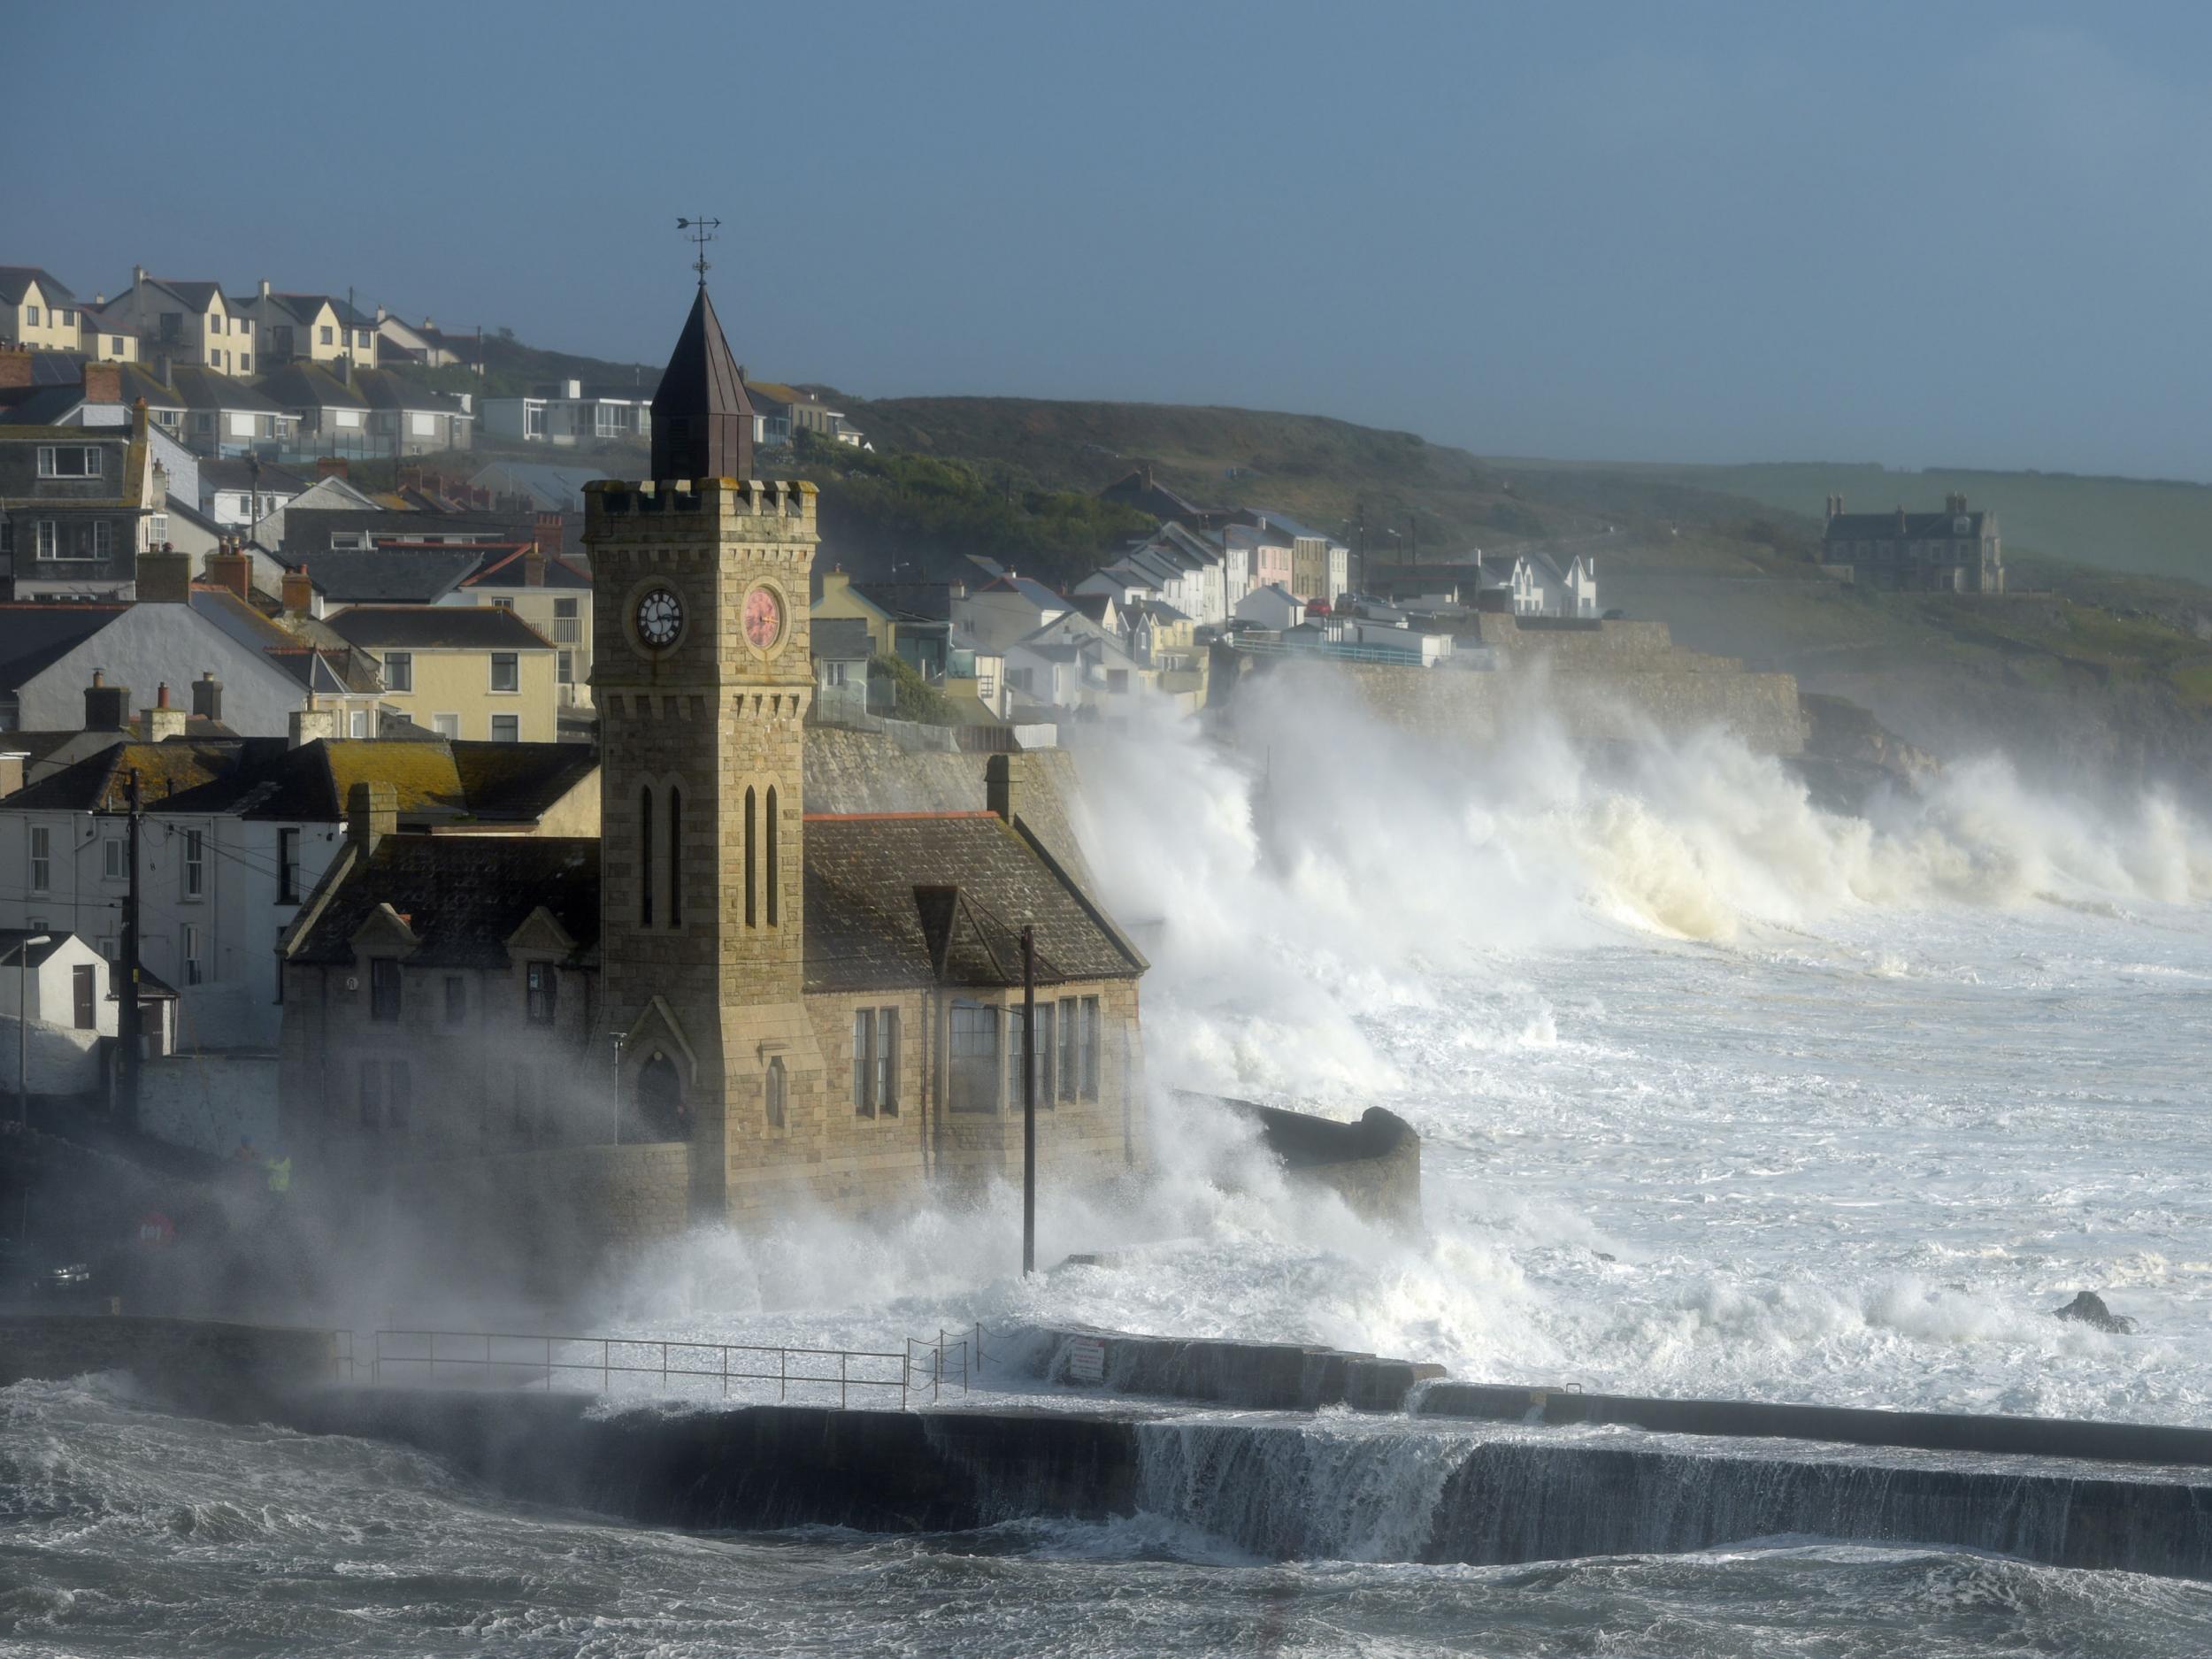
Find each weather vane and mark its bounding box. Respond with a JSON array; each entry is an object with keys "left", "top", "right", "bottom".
[{"left": 676, "top": 216, "right": 721, "bottom": 287}]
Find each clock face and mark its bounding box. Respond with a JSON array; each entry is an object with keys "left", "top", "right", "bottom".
[
  {"left": 635, "top": 586, "right": 683, "bottom": 649},
  {"left": 743, "top": 585, "right": 783, "bottom": 651}
]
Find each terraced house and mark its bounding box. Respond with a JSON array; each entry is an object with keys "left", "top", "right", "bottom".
[{"left": 0, "top": 405, "right": 167, "bottom": 600}]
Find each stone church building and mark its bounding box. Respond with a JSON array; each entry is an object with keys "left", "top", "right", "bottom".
[{"left": 278, "top": 285, "right": 1148, "bottom": 1240}]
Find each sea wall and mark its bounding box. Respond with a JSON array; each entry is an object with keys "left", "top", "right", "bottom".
[
  {"left": 1008, "top": 1324, "right": 1443, "bottom": 1411},
  {"left": 0, "top": 1311, "right": 337, "bottom": 1412},
  {"left": 257, "top": 1386, "right": 2212, "bottom": 1580}
]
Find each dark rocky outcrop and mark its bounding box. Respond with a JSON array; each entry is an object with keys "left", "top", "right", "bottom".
[{"left": 2054, "top": 1291, "right": 2139, "bottom": 1333}]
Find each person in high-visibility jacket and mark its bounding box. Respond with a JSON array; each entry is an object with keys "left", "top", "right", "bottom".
[{"left": 265, "top": 1155, "right": 291, "bottom": 1195}]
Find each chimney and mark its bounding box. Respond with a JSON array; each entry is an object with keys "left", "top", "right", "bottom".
[
  {"left": 986, "top": 752, "right": 1025, "bottom": 826},
  {"left": 347, "top": 780, "right": 398, "bottom": 858},
  {"left": 81, "top": 362, "right": 120, "bottom": 403},
  {"left": 0, "top": 351, "right": 33, "bottom": 391},
  {"left": 524, "top": 542, "right": 547, "bottom": 587},
  {"left": 84, "top": 672, "right": 131, "bottom": 733},
  {"left": 1895, "top": 506, "right": 1908, "bottom": 534},
  {"left": 534, "top": 511, "right": 562, "bottom": 552},
  {"left": 258, "top": 279, "right": 271, "bottom": 300},
  {"left": 191, "top": 672, "right": 223, "bottom": 725},
  {"left": 133, "top": 265, "right": 145, "bottom": 287},
  {"left": 374, "top": 303, "right": 387, "bottom": 324},
  {"left": 135, "top": 545, "right": 192, "bottom": 604},
  {"left": 140, "top": 682, "right": 187, "bottom": 743},
  {"left": 316, "top": 456, "right": 349, "bottom": 480},
  {"left": 280, "top": 565, "right": 315, "bottom": 616},
  {"left": 155, "top": 353, "right": 173, "bottom": 386},
  {"left": 288, "top": 696, "right": 338, "bottom": 749},
  {"left": 203, "top": 541, "right": 252, "bottom": 602}
]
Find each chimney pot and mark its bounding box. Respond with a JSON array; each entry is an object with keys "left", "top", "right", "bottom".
[{"left": 157, "top": 682, "right": 170, "bottom": 709}]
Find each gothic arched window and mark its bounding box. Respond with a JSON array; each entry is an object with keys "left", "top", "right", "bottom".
[
  {"left": 637, "top": 1050, "right": 684, "bottom": 1141},
  {"left": 638, "top": 787, "right": 654, "bottom": 928},
  {"left": 765, "top": 785, "right": 779, "bottom": 927},
  {"left": 765, "top": 1056, "right": 787, "bottom": 1129},
  {"left": 667, "top": 785, "right": 683, "bottom": 929},
  {"left": 744, "top": 785, "right": 757, "bottom": 928}
]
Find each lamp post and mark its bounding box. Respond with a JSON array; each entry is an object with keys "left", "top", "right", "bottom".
[{"left": 12, "top": 933, "right": 50, "bottom": 1125}]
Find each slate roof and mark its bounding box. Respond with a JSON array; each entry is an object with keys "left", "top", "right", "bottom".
[
  {"left": 803, "top": 812, "right": 1144, "bottom": 994},
  {"left": 4, "top": 739, "right": 264, "bottom": 813},
  {"left": 290, "top": 835, "right": 601, "bottom": 968},
  {"left": 324, "top": 605, "right": 553, "bottom": 650},
  {"left": 810, "top": 616, "right": 872, "bottom": 661},
  {"left": 971, "top": 573, "right": 1066, "bottom": 610},
  {"left": 849, "top": 581, "right": 953, "bottom": 623},
  {"left": 0, "top": 603, "right": 127, "bottom": 695},
  {"left": 448, "top": 741, "right": 596, "bottom": 822},
  {"left": 0, "top": 928, "right": 80, "bottom": 969},
  {"left": 198, "top": 457, "right": 310, "bottom": 494},
  {"left": 466, "top": 460, "right": 601, "bottom": 513},
  {"left": 352, "top": 367, "right": 471, "bottom": 415},
  {"left": 170, "top": 365, "right": 290, "bottom": 414},
  {"left": 258, "top": 361, "right": 369, "bottom": 411},
  {"left": 1825, "top": 510, "right": 1990, "bottom": 541},
  {"left": 301, "top": 549, "right": 480, "bottom": 604},
  {"left": 274, "top": 508, "right": 540, "bottom": 557},
  {"left": 182, "top": 584, "right": 377, "bottom": 695},
  {"left": 0, "top": 267, "right": 75, "bottom": 307},
  {"left": 150, "top": 279, "right": 224, "bottom": 311},
  {"left": 458, "top": 544, "right": 589, "bottom": 590}
]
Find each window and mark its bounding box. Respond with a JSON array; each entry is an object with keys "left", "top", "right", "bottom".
[
  {"left": 359, "top": 1060, "right": 381, "bottom": 1126},
  {"left": 432, "top": 713, "right": 459, "bottom": 739},
  {"left": 764, "top": 786, "right": 778, "bottom": 926},
  {"left": 526, "top": 404, "right": 547, "bottom": 439},
  {"left": 667, "top": 787, "right": 682, "bottom": 928},
  {"left": 349, "top": 709, "right": 369, "bottom": 739},
  {"left": 851, "top": 1008, "right": 898, "bottom": 1117},
  {"left": 27, "top": 826, "right": 49, "bottom": 892},
  {"left": 557, "top": 650, "right": 573, "bottom": 686},
  {"left": 182, "top": 923, "right": 204, "bottom": 986},
  {"left": 743, "top": 786, "right": 757, "bottom": 928},
  {"left": 949, "top": 1002, "right": 999, "bottom": 1113},
  {"left": 823, "top": 661, "right": 847, "bottom": 687},
  {"left": 238, "top": 353, "right": 250, "bottom": 373},
  {"left": 104, "top": 837, "right": 127, "bottom": 882},
  {"left": 444, "top": 974, "right": 465, "bottom": 1024},
  {"left": 369, "top": 956, "right": 401, "bottom": 1021},
  {"left": 411, "top": 411, "right": 436, "bottom": 437},
  {"left": 23, "top": 305, "right": 36, "bottom": 326},
  {"left": 1033, "top": 1001, "right": 1056, "bottom": 1108},
  {"left": 35, "top": 521, "right": 56, "bottom": 560},
  {"left": 1057, "top": 997, "right": 1079, "bottom": 1102},
  {"left": 357, "top": 329, "right": 373, "bottom": 349},
  {"left": 182, "top": 829, "right": 204, "bottom": 898},
  {"left": 490, "top": 653, "right": 518, "bottom": 692},
  {"left": 35, "top": 446, "right": 100, "bottom": 478},
  {"left": 93, "top": 521, "right": 111, "bottom": 558},
  {"left": 490, "top": 714, "right": 519, "bottom": 742},
  {"left": 109, "top": 337, "right": 124, "bottom": 354},
  {"left": 1079, "top": 995, "right": 1100, "bottom": 1099},
  {"left": 639, "top": 787, "right": 654, "bottom": 927},
  {"left": 319, "top": 324, "right": 334, "bottom": 346},
  {"left": 552, "top": 598, "right": 580, "bottom": 643},
  {"left": 765, "top": 1056, "right": 787, "bottom": 1128},
  {"left": 278, "top": 827, "right": 300, "bottom": 903},
  {"left": 73, "top": 964, "right": 96, "bottom": 1031},
  {"left": 526, "top": 960, "right": 556, "bottom": 1025},
  {"left": 1107, "top": 669, "right": 1130, "bottom": 694},
  {"left": 388, "top": 1060, "right": 412, "bottom": 1129}
]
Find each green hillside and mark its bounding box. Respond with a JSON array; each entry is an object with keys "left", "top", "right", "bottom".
[{"left": 1561, "top": 459, "right": 2212, "bottom": 587}]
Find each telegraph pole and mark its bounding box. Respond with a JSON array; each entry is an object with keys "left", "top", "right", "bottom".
[
  {"left": 1021, "top": 925, "right": 1036, "bottom": 1278},
  {"left": 116, "top": 769, "right": 142, "bottom": 1131}
]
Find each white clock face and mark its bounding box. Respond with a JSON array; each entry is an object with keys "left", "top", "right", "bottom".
[{"left": 635, "top": 586, "right": 683, "bottom": 649}]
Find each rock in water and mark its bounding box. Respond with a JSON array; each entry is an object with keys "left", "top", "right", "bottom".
[{"left": 2053, "top": 1291, "right": 2138, "bottom": 1333}]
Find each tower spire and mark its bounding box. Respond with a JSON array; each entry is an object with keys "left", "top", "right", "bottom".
[{"left": 650, "top": 279, "right": 755, "bottom": 483}]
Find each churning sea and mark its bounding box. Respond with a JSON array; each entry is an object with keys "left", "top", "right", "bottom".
[{"left": 9, "top": 687, "right": 2212, "bottom": 1655}]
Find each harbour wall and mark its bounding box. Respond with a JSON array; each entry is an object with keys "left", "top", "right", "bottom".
[{"left": 0, "top": 1311, "right": 336, "bottom": 1414}]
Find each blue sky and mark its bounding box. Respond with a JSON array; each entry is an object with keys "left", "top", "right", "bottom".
[{"left": 11, "top": 2, "right": 2212, "bottom": 476}]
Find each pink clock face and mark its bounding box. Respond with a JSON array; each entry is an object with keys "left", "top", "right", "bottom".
[{"left": 743, "top": 586, "right": 782, "bottom": 649}]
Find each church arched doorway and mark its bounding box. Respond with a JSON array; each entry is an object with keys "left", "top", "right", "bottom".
[{"left": 636, "top": 1050, "right": 687, "bottom": 1142}]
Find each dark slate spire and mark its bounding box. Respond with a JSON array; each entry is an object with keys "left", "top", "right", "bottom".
[{"left": 649, "top": 283, "right": 755, "bottom": 483}]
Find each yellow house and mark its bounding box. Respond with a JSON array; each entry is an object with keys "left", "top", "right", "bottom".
[
  {"left": 237, "top": 284, "right": 380, "bottom": 372},
  {"left": 322, "top": 606, "right": 559, "bottom": 742},
  {"left": 454, "top": 545, "right": 595, "bottom": 711},
  {"left": 80, "top": 319, "right": 140, "bottom": 363},
  {"left": 0, "top": 267, "right": 83, "bottom": 352},
  {"left": 96, "top": 271, "right": 250, "bottom": 373},
  {"left": 813, "top": 569, "right": 900, "bottom": 658}
]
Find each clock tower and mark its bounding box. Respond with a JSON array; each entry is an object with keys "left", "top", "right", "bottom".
[{"left": 586, "top": 280, "right": 815, "bottom": 1217}]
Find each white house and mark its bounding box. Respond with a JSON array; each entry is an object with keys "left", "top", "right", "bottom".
[
  {"left": 0, "top": 929, "right": 116, "bottom": 1098},
  {"left": 1509, "top": 552, "right": 1600, "bottom": 618},
  {"left": 953, "top": 572, "right": 1069, "bottom": 652},
  {"left": 1233, "top": 582, "right": 1310, "bottom": 632},
  {"left": 481, "top": 380, "right": 650, "bottom": 447},
  {"left": 1004, "top": 613, "right": 1152, "bottom": 716}
]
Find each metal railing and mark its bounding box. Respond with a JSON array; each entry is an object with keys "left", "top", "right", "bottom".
[{"left": 358, "top": 1325, "right": 984, "bottom": 1410}]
